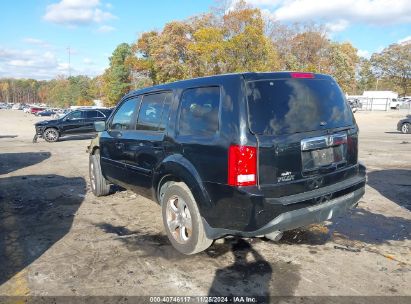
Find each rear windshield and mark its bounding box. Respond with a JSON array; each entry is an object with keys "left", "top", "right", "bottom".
[{"left": 247, "top": 79, "right": 353, "bottom": 135}]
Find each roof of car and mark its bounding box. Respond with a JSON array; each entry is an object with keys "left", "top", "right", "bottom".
[
  {"left": 76, "top": 108, "right": 111, "bottom": 111},
  {"left": 124, "top": 72, "right": 333, "bottom": 98}
]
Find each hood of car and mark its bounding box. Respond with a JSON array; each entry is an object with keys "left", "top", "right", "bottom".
[{"left": 35, "top": 119, "right": 59, "bottom": 126}]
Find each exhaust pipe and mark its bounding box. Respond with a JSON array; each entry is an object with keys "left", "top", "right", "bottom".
[{"left": 265, "top": 230, "right": 283, "bottom": 242}]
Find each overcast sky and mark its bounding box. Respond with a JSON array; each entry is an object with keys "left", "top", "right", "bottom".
[{"left": 0, "top": 0, "right": 410, "bottom": 80}]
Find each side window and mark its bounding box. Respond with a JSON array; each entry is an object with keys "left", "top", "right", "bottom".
[
  {"left": 96, "top": 111, "right": 105, "bottom": 118},
  {"left": 67, "top": 110, "right": 82, "bottom": 120},
  {"left": 137, "top": 92, "right": 169, "bottom": 131},
  {"left": 178, "top": 87, "right": 220, "bottom": 137},
  {"left": 110, "top": 98, "right": 138, "bottom": 130},
  {"left": 86, "top": 110, "right": 99, "bottom": 118},
  {"left": 159, "top": 92, "right": 173, "bottom": 130}
]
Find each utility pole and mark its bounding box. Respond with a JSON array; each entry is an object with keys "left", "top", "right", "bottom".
[{"left": 67, "top": 46, "right": 71, "bottom": 78}]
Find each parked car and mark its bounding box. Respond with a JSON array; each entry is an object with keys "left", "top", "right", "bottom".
[
  {"left": 12, "top": 103, "right": 23, "bottom": 110},
  {"left": 397, "top": 115, "right": 411, "bottom": 134},
  {"left": 29, "top": 106, "right": 46, "bottom": 114},
  {"left": 87, "top": 72, "right": 366, "bottom": 255},
  {"left": 35, "top": 109, "right": 56, "bottom": 116},
  {"left": 347, "top": 98, "right": 362, "bottom": 113},
  {"left": 390, "top": 98, "right": 403, "bottom": 109},
  {"left": 33, "top": 108, "right": 112, "bottom": 142},
  {"left": 1, "top": 103, "right": 13, "bottom": 109}
]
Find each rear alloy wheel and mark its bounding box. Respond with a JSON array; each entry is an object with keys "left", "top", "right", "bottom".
[
  {"left": 401, "top": 123, "right": 410, "bottom": 134},
  {"left": 89, "top": 150, "right": 111, "bottom": 197},
  {"left": 162, "top": 182, "right": 212, "bottom": 254},
  {"left": 166, "top": 195, "right": 192, "bottom": 244},
  {"left": 43, "top": 128, "right": 59, "bottom": 142}
]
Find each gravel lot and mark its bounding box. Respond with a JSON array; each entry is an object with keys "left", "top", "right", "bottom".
[{"left": 0, "top": 109, "right": 410, "bottom": 298}]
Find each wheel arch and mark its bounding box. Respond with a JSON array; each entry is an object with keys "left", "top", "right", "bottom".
[
  {"left": 44, "top": 126, "right": 60, "bottom": 133},
  {"left": 153, "top": 154, "right": 213, "bottom": 213}
]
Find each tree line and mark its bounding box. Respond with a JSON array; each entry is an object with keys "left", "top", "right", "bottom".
[
  {"left": 0, "top": 75, "right": 102, "bottom": 107},
  {"left": 1, "top": 1, "right": 410, "bottom": 108}
]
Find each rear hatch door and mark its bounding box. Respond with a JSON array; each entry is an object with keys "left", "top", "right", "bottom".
[{"left": 246, "top": 74, "right": 358, "bottom": 198}]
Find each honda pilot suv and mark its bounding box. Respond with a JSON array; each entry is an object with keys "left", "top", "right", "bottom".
[{"left": 88, "top": 72, "right": 366, "bottom": 254}]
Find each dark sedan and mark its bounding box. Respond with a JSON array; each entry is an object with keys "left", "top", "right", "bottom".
[
  {"left": 35, "top": 109, "right": 56, "bottom": 116},
  {"left": 397, "top": 115, "right": 411, "bottom": 134}
]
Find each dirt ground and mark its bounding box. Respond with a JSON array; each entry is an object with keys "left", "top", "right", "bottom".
[{"left": 0, "top": 109, "right": 410, "bottom": 299}]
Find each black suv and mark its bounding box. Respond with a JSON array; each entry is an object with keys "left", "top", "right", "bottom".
[
  {"left": 88, "top": 72, "right": 366, "bottom": 254},
  {"left": 34, "top": 108, "right": 112, "bottom": 142}
]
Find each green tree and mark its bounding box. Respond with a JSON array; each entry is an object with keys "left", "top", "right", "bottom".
[
  {"left": 371, "top": 42, "right": 411, "bottom": 95},
  {"left": 151, "top": 21, "right": 192, "bottom": 83},
  {"left": 221, "top": 2, "right": 280, "bottom": 73},
  {"left": 102, "top": 43, "right": 133, "bottom": 106},
  {"left": 188, "top": 26, "right": 225, "bottom": 76},
  {"left": 326, "top": 42, "right": 359, "bottom": 93},
  {"left": 127, "top": 31, "right": 159, "bottom": 85},
  {"left": 129, "top": 1, "right": 280, "bottom": 83},
  {"left": 357, "top": 58, "right": 376, "bottom": 93}
]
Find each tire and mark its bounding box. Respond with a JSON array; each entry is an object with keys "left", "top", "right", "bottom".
[
  {"left": 43, "top": 128, "right": 59, "bottom": 142},
  {"left": 161, "top": 182, "right": 213, "bottom": 255},
  {"left": 401, "top": 123, "right": 411, "bottom": 134},
  {"left": 89, "top": 150, "right": 111, "bottom": 196}
]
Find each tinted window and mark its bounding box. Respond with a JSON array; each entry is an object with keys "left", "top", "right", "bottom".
[
  {"left": 111, "top": 98, "right": 138, "bottom": 130},
  {"left": 96, "top": 111, "right": 105, "bottom": 118},
  {"left": 247, "top": 79, "right": 354, "bottom": 135},
  {"left": 100, "top": 109, "right": 112, "bottom": 117},
  {"left": 67, "top": 111, "right": 83, "bottom": 119},
  {"left": 159, "top": 93, "right": 172, "bottom": 130},
  {"left": 178, "top": 87, "right": 220, "bottom": 136},
  {"left": 85, "top": 110, "right": 100, "bottom": 118},
  {"left": 137, "top": 93, "right": 168, "bottom": 130}
]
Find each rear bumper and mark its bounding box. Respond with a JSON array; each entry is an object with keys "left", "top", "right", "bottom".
[
  {"left": 201, "top": 165, "right": 366, "bottom": 239},
  {"left": 209, "top": 187, "right": 364, "bottom": 238},
  {"left": 203, "top": 186, "right": 364, "bottom": 239}
]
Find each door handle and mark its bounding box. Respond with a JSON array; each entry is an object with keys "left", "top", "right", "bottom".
[{"left": 115, "top": 142, "right": 124, "bottom": 149}]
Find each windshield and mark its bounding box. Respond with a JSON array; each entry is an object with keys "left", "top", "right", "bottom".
[{"left": 247, "top": 79, "right": 354, "bottom": 135}]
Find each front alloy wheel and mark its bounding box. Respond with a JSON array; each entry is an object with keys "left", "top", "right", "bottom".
[
  {"left": 401, "top": 123, "right": 410, "bottom": 134},
  {"left": 43, "top": 128, "right": 59, "bottom": 142}
]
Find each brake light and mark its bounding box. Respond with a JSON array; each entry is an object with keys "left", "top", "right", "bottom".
[
  {"left": 228, "top": 145, "right": 257, "bottom": 186},
  {"left": 290, "top": 72, "right": 315, "bottom": 79}
]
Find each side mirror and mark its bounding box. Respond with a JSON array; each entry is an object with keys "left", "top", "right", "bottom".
[{"left": 94, "top": 121, "right": 106, "bottom": 132}]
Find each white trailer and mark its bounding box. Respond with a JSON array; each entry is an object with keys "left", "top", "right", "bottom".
[{"left": 362, "top": 91, "right": 399, "bottom": 110}]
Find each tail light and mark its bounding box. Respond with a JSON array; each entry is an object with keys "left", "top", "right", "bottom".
[
  {"left": 228, "top": 145, "right": 257, "bottom": 186},
  {"left": 290, "top": 72, "right": 315, "bottom": 79}
]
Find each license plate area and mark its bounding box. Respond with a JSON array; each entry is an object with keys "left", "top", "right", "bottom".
[
  {"left": 302, "top": 146, "right": 345, "bottom": 169},
  {"left": 301, "top": 133, "right": 347, "bottom": 174}
]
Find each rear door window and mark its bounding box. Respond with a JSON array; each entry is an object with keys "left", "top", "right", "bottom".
[
  {"left": 137, "top": 92, "right": 171, "bottom": 131},
  {"left": 86, "top": 110, "right": 99, "bottom": 118},
  {"left": 178, "top": 87, "right": 220, "bottom": 137},
  {"left": 247, "top": 79, "right": 353, "bottom": 135},
  {"left": 159, "top": 93, "right": 173, "bottom": 131}
]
